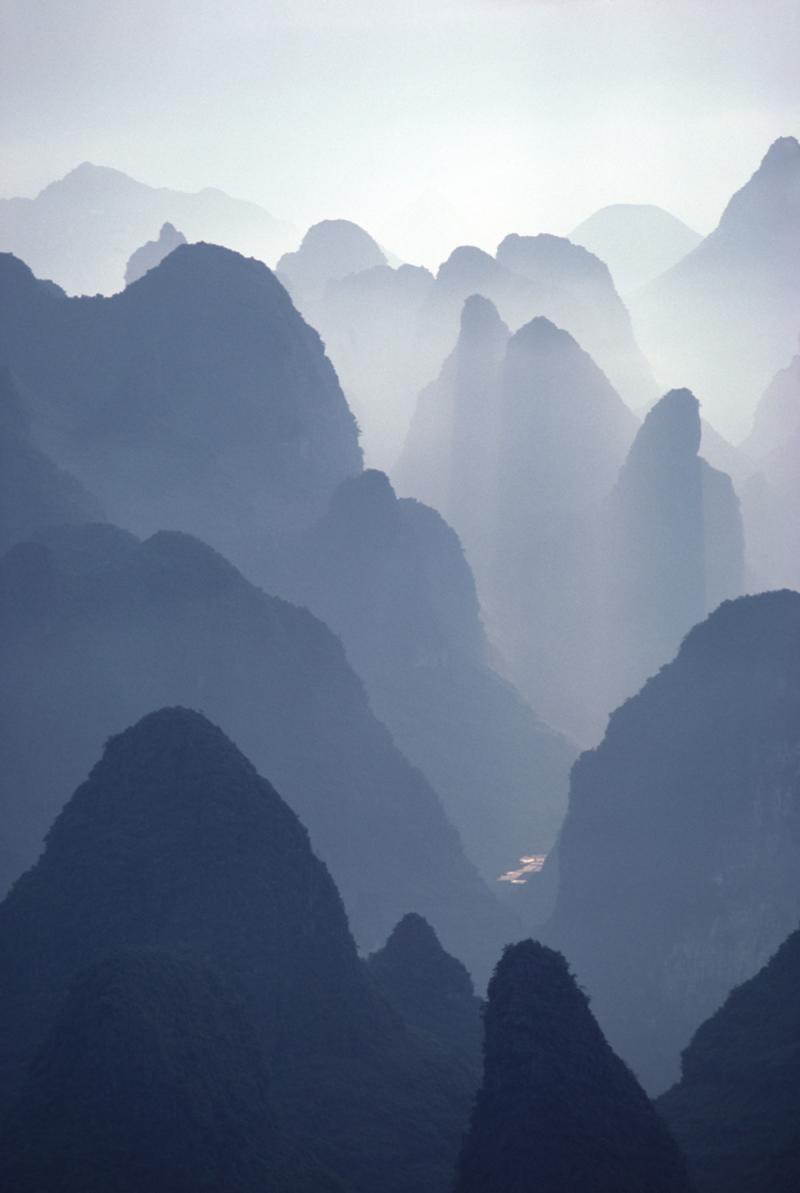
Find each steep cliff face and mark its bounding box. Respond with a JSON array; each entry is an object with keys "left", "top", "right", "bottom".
[
  {"left": 270, "top": 469, "right": 574, "bottom": 884},
  {"left": 395, "top": 294, "right": 510, "bottom": 569},
  {"left": 0, "top": 525, "right": 510, "bottom": 979},
  {"left": 0, "top": 709, "right": 476, "bottom": 1193},
  {"left": 659, "top": 924, "right": 800, "bottom": 1193},
  {"left": 740, "top": 348, "right": 800, "bottom": 590},
  {"left": 601, "top": 388, "right": 744, "bottom": 715},
  {"left": 0, "top": 244, "right": 362, "bottom": 566},
  {"left": 547, "top": 590, "right": 800, "bottom": 1094},
  {"left": 634, "top": 136, "right": 800, "bottom": 439},
  {"left": 489, "top": 315, "right": 638, "bottom": 742},
  {"left": 455, "top": 941, "right": 691, "bottom": 1193},
  {"left": 0, "top": 367, "right": 103, "bottom": 554}
]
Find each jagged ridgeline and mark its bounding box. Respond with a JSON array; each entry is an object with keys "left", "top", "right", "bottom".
[
  {"left": 0, "top": 244, "right": 362, "bottom": 569},
  {"left": 659, "top": 922, "right": 800, "bottom": 1193},
  {"left": 546, "top": 590, "right": 800, "bottom": 1094},
  {"left": 455, "top": 940, "right": 691, "bottom": 1193},
  {"left": 0, "top": 524, "right": 512, "bottom": 980},
  {"left": 0, "top": 708, "right": 478, "bottom": 1193}
]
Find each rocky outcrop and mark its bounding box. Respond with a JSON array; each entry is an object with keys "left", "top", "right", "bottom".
[
  {"left": 124, "top": 221, "right": 187, "bottom": 286},
  {"left": 547, "top": 590, "right": 800, "bottom": 1094}
]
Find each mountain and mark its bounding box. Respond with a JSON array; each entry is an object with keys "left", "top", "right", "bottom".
[
  {"left": 0, "top": 244, "right": 362, "bottom": 563},
  {"left": 0, "top": 708, "right": 476, "bottom": 1193},
  {"left": 0, "top": 525, "right": 512, "bottom": 979},
  {"left": 0, "top": 367, "right": 103, "bottom": 554},
  {"left": 634, "top": 136, "right": 800, "bottom": 439},
  {"left": 395, "top": 294, "right": 510, "bottom": 561},
  {"left": 454, "top": 940, "right": 691, "bottom": 1193},
  {"left": 547, "top": 590, "right": 800, "bottom": 1094},
  {"left": 276, "top": 219, "right": 387, "bottom": 309},
  {"left": 0, "top": 952, "right": 300, "bottom": 1193},
  {"left": 0, "top": 162, "right": 297, "bottom": 294},
  {"left": 601, "top": 388, "right": 745, "bottom": 715},
  {"left": 269, "top": 469, "right": 575, "bottom": 884},
  {"left": 570, "top": 204, "right": 702, "bottom": 293},
  {"left": 488, "top": 315, "right": 638, "bottom": 742},
  {"left": 125, "top": 221, "right": 187, "bottom": 286},
  {"left": 739, "top": 347, "right": 800, "bottom": 589},
  {"left": 659, "top": 923, "right": 800, "bottom": 1193},
  {"left": 494, "top": 232, "right": 658, "bottom": 408},
  {"left": 314, "top": 262, "right": 435, "bottom": 469},
  {"left": 367, "top": 913, "right": 483, "bottom": 1071}
]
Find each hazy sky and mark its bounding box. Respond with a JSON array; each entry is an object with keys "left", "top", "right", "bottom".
[{"left": 2, "top": 0, "right": 798, "bottom": 250}]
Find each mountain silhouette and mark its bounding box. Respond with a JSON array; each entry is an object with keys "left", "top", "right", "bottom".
[
  {"left": 570, "top": 204, "right": 701, "bottom": 293},
  {"left": 0, "top": 708, "right": 477, "bottom": 1192},
  {"left": 601, "top": 388, "right": 745, "bottom": 715},
  {"left": 454, "top": 940, "right": 691, "bottom": 1193},
  {"left": 269, "top": 469, "right": 575, "bottom": 884},
  {"left": 367, "top": 913, "right": 482, "bottom": 1071},
  {"left": 0, "top": 244, "right": 361, "bottom": 564},
  {"left": 0, "top": 525, "right": 511, "bottom": 979},
  {"left": 277, "top": 218, "right": 387, "bottom": 310},
  {"left": 659, "top": 922, "right": 800, "bottom": 1193},
  {"left": 547, "top": 590, "right": 800, "bottom": 1094},
  {"left": 0, "top": 162, "right": 297, "bottom": 294},
  {"left": 634, "top": 135, "right": 800, "bottom": 439},
  {"left": 125, "top": 221, "right": 187, "bottom": 286}
]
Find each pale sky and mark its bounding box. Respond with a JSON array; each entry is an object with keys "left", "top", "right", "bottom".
[{"left": 2, "top": 0, "right": 798, "bottom": 248}]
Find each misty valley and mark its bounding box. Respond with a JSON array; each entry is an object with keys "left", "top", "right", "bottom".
[{"left": 2, "top": 12, "right": 800, "bottom": 1185}]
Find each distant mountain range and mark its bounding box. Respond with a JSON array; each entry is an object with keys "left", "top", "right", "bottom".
[{"left": 0, "top": 163, "right": 297, "bottom": 294}]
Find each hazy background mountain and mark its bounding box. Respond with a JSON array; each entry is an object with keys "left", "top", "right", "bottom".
[
  {"left": 570, "top": 204, "right": 702, "bottom": 294},
  {"left": 0, "top": 163, "right": 297, "bottom": 294}
]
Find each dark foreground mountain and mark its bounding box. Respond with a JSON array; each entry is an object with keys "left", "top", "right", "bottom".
[
  {"left": 455, "top": 941, "right": 691, "bottom": 1193},
  {"left": 0, "top": 368, "right": 103, "bottom": 554},
  {"left": 367, "top": 913, "right": 482, "bottom": 1071},
  {"left": 0, "top": 525, "right": 511, "bottom": 979},
  {"left": 0, "top": 245, "right": 361, "bottom": 562},
  {"left": 547, "top": 590, "right": 800, "bottom": 1094},
  {"left": 125, "top": 221, "right": 187, "bottom": 286},
  {"left": 659, "top": 924, "right": 800, "bottom": 1193},
  {"left": 268, "top": 469, "right": 575, "bottom": 884},
  {"left": 0, "top": 709, "right": 475, "bottom": 1192},
  {"left": 0, "top": 162, "right": 296, "bottom": 294},
  {"left": 570, "top": 204, "right": 702, "bottom": 293},
  {"left": 634, "top": 136, "right": 800, "bottom": 440}
]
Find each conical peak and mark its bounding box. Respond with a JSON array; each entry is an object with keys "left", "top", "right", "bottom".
[
  {"left": 507, "top": 314, "right": 575, "bottom": 355},
  {"left": 630, "top": 388, "right": 701, "bottom": 462},
  {"left": 94, "top": 707, "right": 252, "bottom": 784},
  {"left": 328, "top": 468, "right": 397, "bottom": 524},
  {"left": 300, "top": 218, "right": 384, "bottom": 257},
  {"left": 459, "top": 293, "right": 507, "bottom": 342},
  {"left": 489, "top": 939, "right": 585, "bottom": 1015},
  {"left": 437, "top": 244, "right": 497, "bottom": 284},
  {"left": 760, "top": 134, "right": 800, "bottom": 169},
  {"left": 380, "top": 912, "right": 449, "bottom": 963}
]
